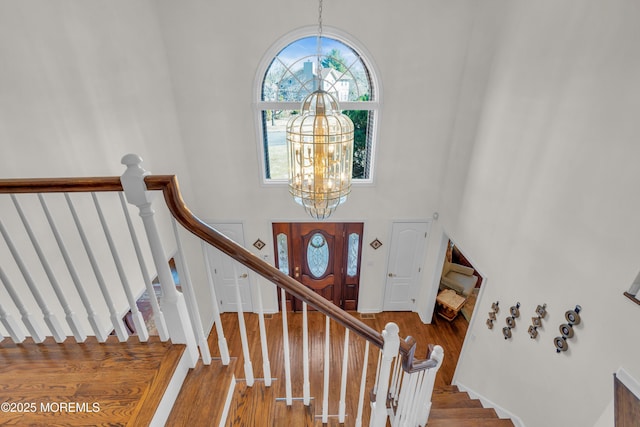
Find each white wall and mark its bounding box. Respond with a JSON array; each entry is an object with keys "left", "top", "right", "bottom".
[
  {"left": 449, "top": 1, "right": 640, "bottom": 426},
  {"left": 0, "top": 1, "right": 195, "bottom": 333},
  {"left": 153, "top": 0, "right": 494, "bottom": 315}
]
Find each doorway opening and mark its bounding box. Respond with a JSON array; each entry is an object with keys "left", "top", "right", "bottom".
[
  {"left": 436, "top": 240, "right": 482, "bottom": 323},
  {"left": 272, "top": 222, "right": 364, "bottom": 311}
]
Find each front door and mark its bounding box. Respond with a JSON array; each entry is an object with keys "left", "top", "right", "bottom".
[{"left": 273, "top": 222, "right": 363, "bottom": 311}]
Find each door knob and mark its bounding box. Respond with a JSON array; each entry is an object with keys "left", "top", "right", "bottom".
[
  {"left": 239, "top": 273, "right": 248, "bottom": 279},
  {"left": 294, "top": 266, "right": 300, "bottom": 278},
  {"left": 388, "top": 273, "right": 395, "bottom": 277}
]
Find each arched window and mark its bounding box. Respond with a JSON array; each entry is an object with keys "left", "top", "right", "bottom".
[{"left": 255, "top": 27, "right": 380, "bottom": 183}]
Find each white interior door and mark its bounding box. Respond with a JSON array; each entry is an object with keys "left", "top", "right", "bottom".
[
  {"left": 383, "top": 221, "right": 430, "bottom": 311},
  {"left": 205, "top": 223, "right": 253, "bottom": 313}
]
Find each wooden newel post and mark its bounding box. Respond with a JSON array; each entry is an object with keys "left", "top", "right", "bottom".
[
  {"left": 120, "top": 154, "right": 198, "bottom": 366},
  {"left": 370, "top": 322, "right": 400, "bottom": 427}
]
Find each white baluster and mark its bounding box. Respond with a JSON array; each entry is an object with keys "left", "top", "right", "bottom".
[
  {"left": 38, "top": 194, "right": 108, "bottom": 342},
  {"left": 0, "top": 258, "right": 46, "bottom": 343},
  {"left": 233, "top": 263, "right": 254, "bottom": 386},
  {"left": 408, "top": 370, "right": 426, "bottom": 426},
  {"left": 119, "top": 193, "right": 169, "bottom": 341},
  {"left": 354, "top": 340, "right": 370, "bottom": 427},
  {"left": 91, "top": 193, "right": 143, "bottom": 342},
  {"left": 65, "top": 194, "right": 129, "bottom": 341},
  {"left": 172, "top": 219, "right": 211, "bottom": 364},
  {"left": 302, "top": 301, "right": 310, "bottom": 405},
  {"left": 373, "top": 348, "right": 382, "bottom": 395},
  {"left": 201, "top": 241, "right": 229, "bottom": 364},
  {"left": 390, "top": 353, "right": 403, "bottom": 404},
  {"left": 11, "top": 195, "right": 85, "bottom": 342},
  {"left": 0, "top": 296, "right": 26, "bottom": 343},
  {"left": 339, "top": 328, "right": 350, "bottom": 423},
  {"left": 322, "top": 315, "right": 330, "bottom": 424},
  {"left": 396, "top": 371, "right": 417, "bottom": 426},
  {"left": 418, "top": 345, "right": 444, "bottom": 424},
  {"left": 121, "top": 154, "right": 198, "bottom": 366},
  {"left": 253, "top": 275, "right": 272, "bottom": 386},
  {"left": 0, "top": 219, "right": 65, "bottom": 342},
  {"left": 281, "top": 288, "right": 293, "bottom": 405},
  {"left": 370, "top": 322, "right": 400, "bottom": 427}
]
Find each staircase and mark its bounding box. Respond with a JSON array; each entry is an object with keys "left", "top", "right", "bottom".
[
  {"left": 428, "top": 386, "right": 515, "bottom": 427},
  {"left": 0, "top": 156, "right": 518, "bottom": 426}
]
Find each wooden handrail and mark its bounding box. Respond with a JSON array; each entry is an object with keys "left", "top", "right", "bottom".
[
  {"left": 0, "top": 177, "right": 123, "bottom": 194},
  {"left": 0, "top": 175, "right": 433, "bottom": 371}
]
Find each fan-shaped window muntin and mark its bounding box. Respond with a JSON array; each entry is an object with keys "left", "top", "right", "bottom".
[{"left": 257, "top": 29, "right": 379, "bottom": 183}]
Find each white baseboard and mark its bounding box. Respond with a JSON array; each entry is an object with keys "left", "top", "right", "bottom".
[
  {"left": 150, "top": 350, "right": 192, "bottom": 427},
  {"left": 454, "top": 381, "right": 526, "bottom": 427},
  {"left": 617, "top": 367, "right": 640, "bottom": 399}
]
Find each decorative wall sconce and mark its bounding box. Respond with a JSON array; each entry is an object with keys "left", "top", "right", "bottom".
[
  {"left": 486, "top": 301, "right": 499, "bottom": 329},
  {"left": 528, "top": 303, "right": 547, "bottom": 339},
  {"left": 503, "top": 302, "right": 520, "bottom": 339},
  {"left": 554, "top": 305, "right": 582, "bottom": 353}
]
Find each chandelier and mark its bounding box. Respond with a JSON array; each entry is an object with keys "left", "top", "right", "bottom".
[{"left": 286, "top": 0, "right": 354, "bottom": 220}]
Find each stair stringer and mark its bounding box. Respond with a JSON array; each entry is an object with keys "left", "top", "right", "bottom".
[{"left": 150, "top": 350, "right": 193, "bottom": 426}]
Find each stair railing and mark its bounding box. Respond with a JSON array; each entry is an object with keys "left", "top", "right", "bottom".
[
  {"left": 121, "top": 154, "right": 444, "bottom": 426},
  {"left": 0, "top": 154, "right": 444, "bottom": 426},
  {"left": 0, "top": 175, "right": 200, "bottom": 367}
]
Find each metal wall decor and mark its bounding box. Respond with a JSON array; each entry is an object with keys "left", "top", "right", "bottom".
[
  {"left": 554, "top": 305, "right": 582, "bottom": 353},
  {"left": 503, "top": 302, "right": 520, "bottom": 339},
  {"left": 528, "top": 303, "right": 547, "bottom": 339},
  {"left": 486, "top": 301, "right": 499, "bottom": 329}
]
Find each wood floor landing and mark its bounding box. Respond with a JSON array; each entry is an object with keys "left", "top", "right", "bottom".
[{"left": 0, "top": 336, "right": 184, "bottom": 426}]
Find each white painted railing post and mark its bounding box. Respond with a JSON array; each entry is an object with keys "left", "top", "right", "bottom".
[
  {"left": 232, "top": 263, "right": 254, "bottom": 386},
  {"left": 201, "top": 242, "right": 230, "bottom": 364},
  {"left": 0, "top": 291, "right": 26, "bottom": 343},
  {"left": 302, "top": 301, "right": 310, "bottom": 405},
  {"left": 119, "top": 193, "right": 169, "bottom": 341},
  {"left": 338, "top": 328, "right": 350, "bottom": 423},
  {"left": 281, "top": 288, "right": 293, "bottom": 405},
  {"left": 172, "top": 219, "right": 212, "bottom": 364},
  {"left": 417, "top": 345, "right": 444, "bottom": 424},
  {"left": 253, "top": 276, "right": 272, "bottom": 386},
  {"left": 92, "top": 193, "right": 149, "bottom": 343},
  {"left": 120, "top": 154, "right": 198, "bottom": 366},
  {"left": 322, "top": 315, "right": 330, "bottom": 423},
  {"left": 369, "top": 322, "right": 400, "bottom": 427}
]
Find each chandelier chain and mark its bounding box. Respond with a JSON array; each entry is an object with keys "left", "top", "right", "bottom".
[{"left": 316, "top": 0, "right": 323, "bottom": 89}]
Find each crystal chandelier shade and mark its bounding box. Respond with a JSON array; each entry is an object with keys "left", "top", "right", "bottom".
[{"left": 286, "top": 90, "right": 354, "bottom": 220}]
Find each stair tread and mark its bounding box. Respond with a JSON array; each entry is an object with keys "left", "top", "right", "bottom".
[
  {"left": 432, "top": 392, "right": 484, "bottom": 408},
  {"left": 167, "top": 357, "right": 237, "bottom": 426},
  {"left": 427, "top": 419, "right": 515, "bottom": 426},
  {"left": 430, "top": 407, "right": 499, "bottom": 419}
]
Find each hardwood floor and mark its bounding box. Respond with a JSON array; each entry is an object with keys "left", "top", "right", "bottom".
[
  {"left": 169, "top": 310, "right": 470, "bottom": 426},
  {"left": 0, "top": 336, "right": 184, "bottom": 426},
  {"left": 0, "top": 309, "right": 513, "bottom": 426}
]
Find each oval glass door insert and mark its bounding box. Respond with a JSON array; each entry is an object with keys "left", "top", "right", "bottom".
[{"left": 307, "top": 233, "right": 329, "bottom": 278}]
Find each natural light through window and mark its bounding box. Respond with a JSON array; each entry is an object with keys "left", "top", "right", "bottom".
[{"left": 256, "top": 30, "right": 380, "bottom": 183}]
